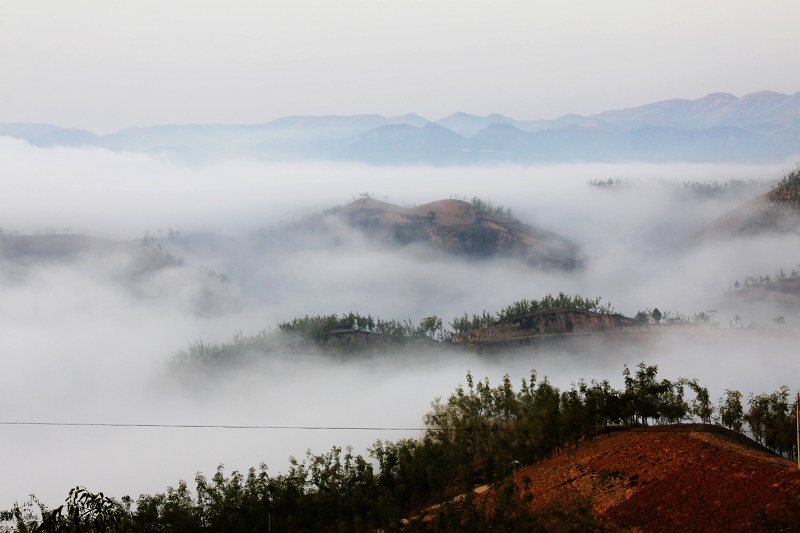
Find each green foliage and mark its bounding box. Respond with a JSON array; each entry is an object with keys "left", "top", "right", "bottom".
[
  {"left": 745, "top": 386, "right": 798, "bottom": 458},
  {"left": 633, "top": 308, "right": 718, "bottom": 326},
  {"left": 771, "top": 168, "right": 800, "bottom": 206},
  {"left": 1, "top": 487, "right": 127, "bottom": 533},
  {"left": 686, "top": 380, "right": 714, "bottom": 423},
  {"left": 589, "top": 176, "right": 779, "bottom": 198},
  {"left": 175, "top": 313, "right": 448, "bottom": 365},
  {"left": 735, "top": 265, "right": 800, "bottom": 291},
  {"left": 4, "top": 364, "right": 799, "bottom": 533},
  {"left": 174, "top": 293, "right": 619, "bottom": 365},
  {"left": 675, "top": 178, "right": 779, "bottom": 198},
  {"left": 277, "top": 313, "right": 444, "bottom": 341},
  {"left": 651, "top": 308, "right": 662, "bottom": 323},
  {"left": 495, "top": 294, "right": 614, "bottom": 325},
  {"left": 173, "top": 329, "right": 281, "bottom": 366},
  {"left": 719, "top": 389, "right": 745, "bottom": 433},
  {"left": 451, "top": 293, "right": 613, "bottom": 334},
  {"left": 622, "top": 363, "right": 668, "bottom": 427},
  {"left": 449, "top": 311, "right": 496, "bottom": 335},
  {"left": 134, "top": 232, "right": 184, "bottom": 276},
  {"left": 469, "top": 197, "right": 514, "bottom": 219}
]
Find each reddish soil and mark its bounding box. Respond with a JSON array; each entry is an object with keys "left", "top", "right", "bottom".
[{"left": 513, "top": 425, "right": 800, "bottom": 532}]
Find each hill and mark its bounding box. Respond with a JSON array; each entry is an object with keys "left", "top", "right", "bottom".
[
  {"left": 502, "top": 425, "right": 800, "bottom": 532},
  {"left": 692, "top": 168, "right": 800, "bottom": 240},
  {"left": 337, "top": 198, "right": 582, "bottom": 270},
  {"left": 726, "top": 275, "right": 800, "bottom": 307}
]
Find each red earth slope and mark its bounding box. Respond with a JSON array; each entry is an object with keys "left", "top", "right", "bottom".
[{"left": 514, "top": 425, "right": 800, "bottom": 532}]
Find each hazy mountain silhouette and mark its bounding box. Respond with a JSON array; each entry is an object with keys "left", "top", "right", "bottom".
[{"left": 2, "top": 91, "right": 799, "bottom": 163}]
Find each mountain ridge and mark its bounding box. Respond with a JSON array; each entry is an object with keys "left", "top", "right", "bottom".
[{"left": 2, "top": 90, "right": 799, "bottom": 163}]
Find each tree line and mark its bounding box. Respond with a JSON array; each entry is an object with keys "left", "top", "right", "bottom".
[
  {"left": 277, "top": 313, "right": 444, "bottom": 342},
  {"left": 175, "top": 293, "right": 612, "bottom": 365},
  {"left": 588, "top": 176, "right": 780, "bottom": 199},
  {"left": 3, "top": 363, "right": 797, "bottom": 533},
  {"left": 451, "top": 293, "right": 614, "bottom": 334}
]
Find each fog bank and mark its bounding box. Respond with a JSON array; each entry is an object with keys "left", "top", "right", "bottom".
[{"left": 1, "top": 141, "right": 798, "bottom": 505}]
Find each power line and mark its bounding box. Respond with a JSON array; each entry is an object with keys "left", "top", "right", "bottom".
[
  {"left": 1, "top": 421, "right": 793, "bottom": 434},
  {"left": 0, "top": 422, "right": 560, "bottom": 432},
  {"left": 0, "top": 422, "right": 424, "bottom": 431}
]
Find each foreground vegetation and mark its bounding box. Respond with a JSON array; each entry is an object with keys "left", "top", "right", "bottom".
[{"left": 3, "top": 363, "right": 797, "bottom": 533}]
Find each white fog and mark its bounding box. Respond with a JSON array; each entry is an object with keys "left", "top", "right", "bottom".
[{"left": 1, "top": 138, "right": 798, "bottom": 504}]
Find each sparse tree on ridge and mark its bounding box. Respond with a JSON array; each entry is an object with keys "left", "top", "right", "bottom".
[
  {"left": 687, "top": 380, "right": 714, "bottom": 423},
  {"left": 719, "top": 389, "right": 745, "bottom": 433},
  {"left": 651, "top": 308, "right": 662, "bottom": 323}
]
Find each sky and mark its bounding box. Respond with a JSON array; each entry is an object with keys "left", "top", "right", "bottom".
[{"left": 1, "top": 0, "right": 799, "bottom": 133}]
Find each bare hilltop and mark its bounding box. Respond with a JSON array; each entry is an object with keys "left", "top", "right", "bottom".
[{"left": 338, "top": 197, "right": 582, "bottom": 270}]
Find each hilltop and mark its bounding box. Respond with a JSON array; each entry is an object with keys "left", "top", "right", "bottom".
[{"left": 337, "top": 197, "right": 582, "bottom": 270}]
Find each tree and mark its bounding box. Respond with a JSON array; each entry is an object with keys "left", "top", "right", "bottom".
[
  {"left": 6, "top": 487, "right": 128, "bottom": 533},
  {"left": 658, "top": 379, "right": 689, "bottom": 424},
  {"left": 419, "top": 316, "right": 443, "bottom": 340},
  {"left": 622, "top": 363, "right": 663, "bottom": 427},
  {"left": 651, "top": 308, "right": 662, "bottom": 323},
  {"left": 746, "top": 393, "right": 769, "bottom": 445},
  {"left": 718, "top": 390, "right": 744, "bottom": 433},
  {"left": 687, "top": 380, "right": 714, "bottom": 423}
]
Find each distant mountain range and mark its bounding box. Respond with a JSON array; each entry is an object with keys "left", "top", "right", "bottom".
[{"left": 2, "top": 91, "right": 799, "bottom": 164}]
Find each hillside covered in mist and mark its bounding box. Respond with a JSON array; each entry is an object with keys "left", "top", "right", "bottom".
[{"left": 3, "top": 152, "right": 800, "bottom": 512}]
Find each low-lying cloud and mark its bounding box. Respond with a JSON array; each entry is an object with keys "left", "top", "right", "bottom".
[{"left": 1, "top": 138, "right": 798, "bottom": 505}]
